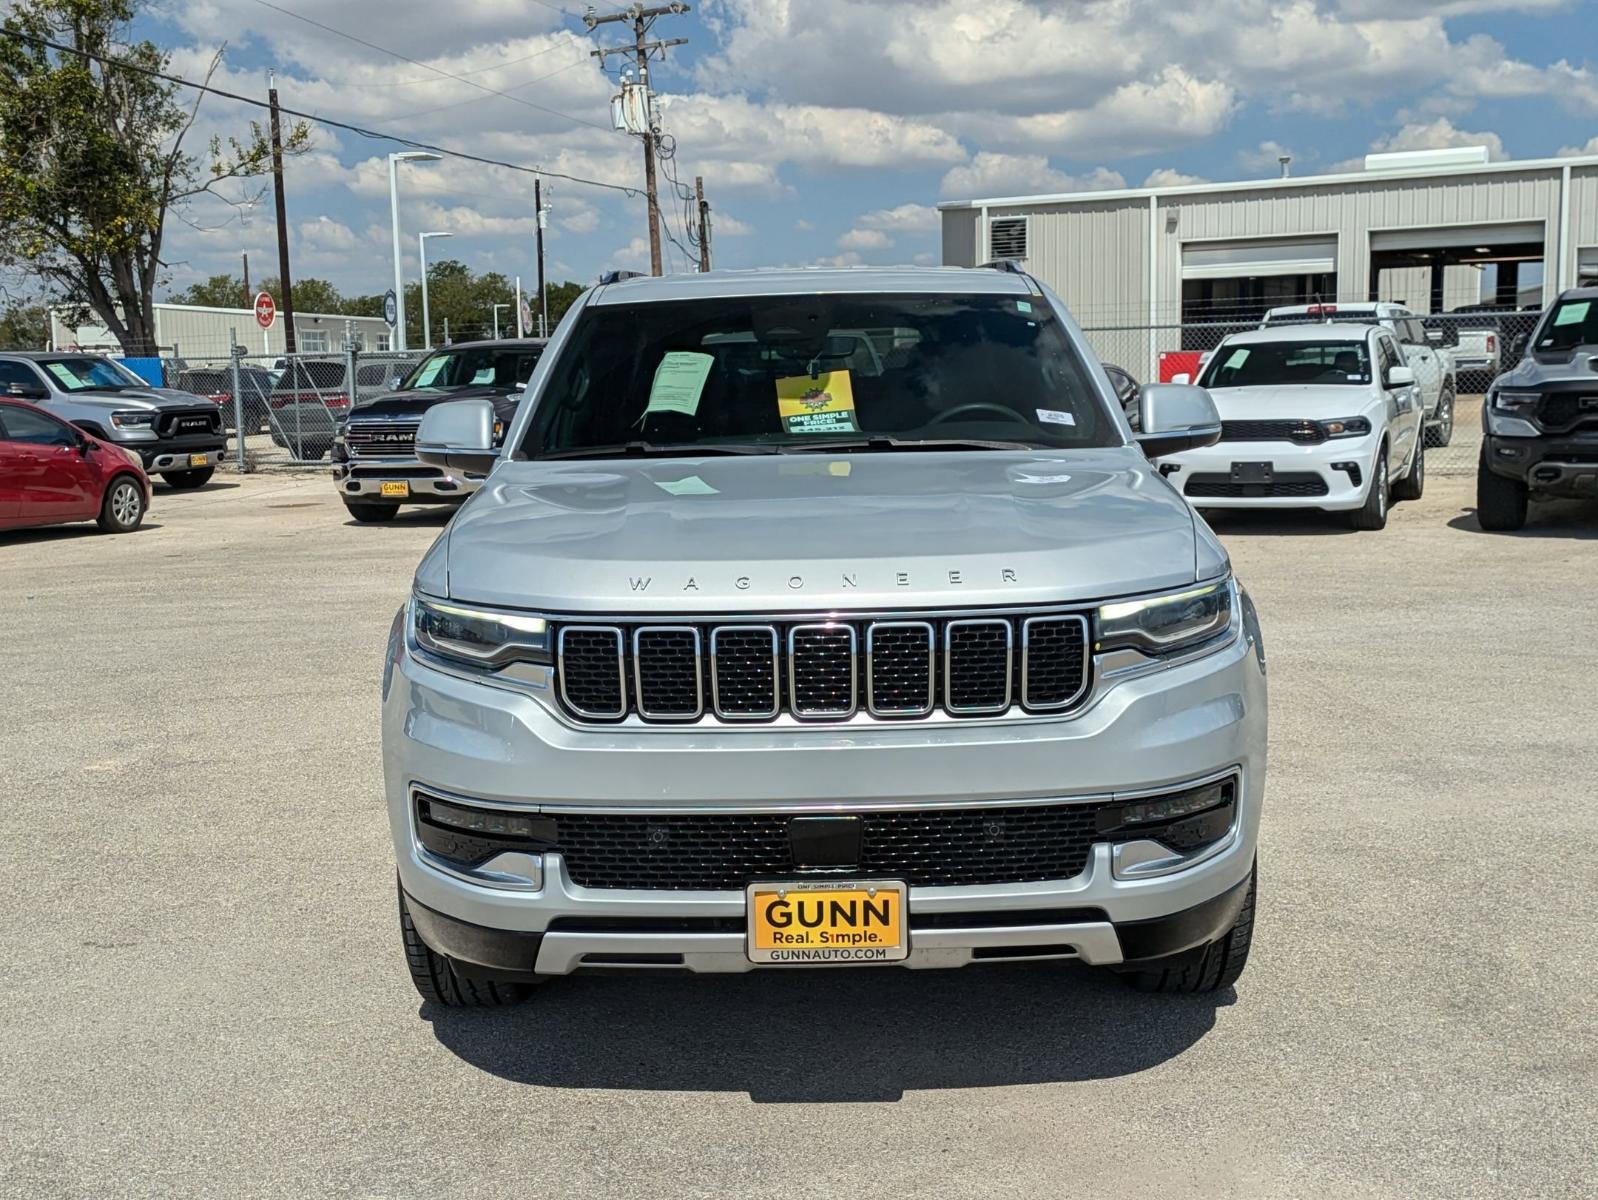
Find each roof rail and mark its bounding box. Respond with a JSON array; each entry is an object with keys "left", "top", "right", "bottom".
[
  {"left": 597, "top": 269, "right": 646, "bottom": 286},
  {"left": 978, "top": 259, "right": 1027, "bottom": 274}
]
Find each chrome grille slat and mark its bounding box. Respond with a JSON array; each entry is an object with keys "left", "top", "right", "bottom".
[
  {"left": 709, "top": 626, "right": 780, "bottom": 719},
  {"left": 345, "top": 421, "right": 420, "bottom": 457},
  {"left": 865, "top": 621, "right": 935, "bottom": 716},
  {"left": 788, "top": 623, "right": 857, "bottom": 718},
  {"left": 553, "top": 612, "right": 1087, "bottom": 724}
]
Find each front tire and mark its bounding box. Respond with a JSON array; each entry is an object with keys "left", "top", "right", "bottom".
[
  {"left": 1476, "top": 448, "right": 1528, "bottom": 532},
  {"left": 398, "top": 886, "right": 528, "bottom": 1008},
  {"left": 1125, "top": 868, "right": 1256, "bottom": 994},
  {"left": 97, "top": 475, "right": 146, "bottom": 533},
  {"left": 1348, "top": 446, "right": 1389, "bottom": 530},
  {"left": 161, "top": 467, "right": 214, "bottom": 490},
  {"left": 343, "top": 501, "right": 399, "bottom": 523},
  {"left": 1424, "top": 388, "right": 1455, "bottom": 448},
  {"left": 1391, "top": 436, "right": 1425, "bottom": 502}
]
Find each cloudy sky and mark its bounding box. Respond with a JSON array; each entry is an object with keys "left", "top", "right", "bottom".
[{"left": 136, "top": 0, "right": 1598, "bottom": 296}]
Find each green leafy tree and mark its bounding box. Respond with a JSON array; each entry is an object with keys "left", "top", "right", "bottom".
[
  {"left": 0, "top": 0, "right": 309, "bottom": 353},
  {"left": 168, "top": 273, "right": 247, "bottom": 308},
  {"left": 0, "top": 299, "right": 49, "bottom": 349},
  {"left": 255, "top": 275, "right": 342, "bottom": 315}
]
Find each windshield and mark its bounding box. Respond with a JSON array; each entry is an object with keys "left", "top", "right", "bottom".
[
  {"left": 520, "top": 293, "right": 1117, "bottom": 457},
  {"left": 40, "top": 357, "right": 146, "bottom": 392},
  {"left": 1200, "top": 340, "right": 1372, "bottom": 388},
  {"left": 403, "top": 346, "right": 544, "bottom": 391},
  {"left": 1535, "top": 298, "right": 1598, "bottom": 351}
]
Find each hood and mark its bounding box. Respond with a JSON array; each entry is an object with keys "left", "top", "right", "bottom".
[
  {"left": 67, "top": 386, "right": 215, "bottom": 411},
  {"left": 1205, "top": 384, "right": 1375, "bottom": 420},
  {"left": 422, "top": 448, "right": 1208, "bottom": 612},
  {"left": 351, "top": 385, "right": 522, "bottom": 421},
  {"left": 1500, "top": 347, "right": 1598, "bottom": 386}
]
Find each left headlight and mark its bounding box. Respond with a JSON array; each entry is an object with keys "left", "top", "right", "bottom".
[
  {"left": 411, "top": 596, "right": 551, "bottom": 668},
  {"left": 1492, "top": 391, "right": 1539, "bottom": 411},
  {"left": 110, "top": 410, "right": 155, "bottom": 428},
  {"left": 1097, "top": 577, "right": 1235, "bottom": 656}
]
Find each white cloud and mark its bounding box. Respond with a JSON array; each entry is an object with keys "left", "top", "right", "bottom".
[
  {"left": 977, "top": 68, "right": 1236, "bottom": 156},
  {"left": 1557, "top": 136, "right": 1598, "bottom": 157},
  {"left": 713, "top": 213, "right": 753, "bottom": 237},
  {"left": 812, "top": 251, "right": 863, "bottom": 268},
  {"left": 793, "top": 219, "right": 815, "bottom": 232},
  {"left": 837, "top": 228, "right": 892, "bottom": 251},
  {"left": 1238, "top": 140, "right": 1297, "bottom": 173},
  {"left": 940, "top": 154, "right": 1125, "bottom": 199},
  {"left": 558, "top": 207, "right": 600, "bottom": 234},
  {"left": 856, "top": 203, "right": 940, "bottom": 233},
  {"left": 297, "top": 216, "right": 359, "bottom": 252},
  {"left": 1369, "top": 117, "right": 1508, "bottom": 160},
  {"left": 1143, "top": 168, "right": 1208, "bottom": 188}
]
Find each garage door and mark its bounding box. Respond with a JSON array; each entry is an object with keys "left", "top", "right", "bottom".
[
  {"left": 1182, "top": 236, "right": 1337, "bottom": 279},
  {"left": 1369, "top": 222, "right": 1543, "bottom": 252}
]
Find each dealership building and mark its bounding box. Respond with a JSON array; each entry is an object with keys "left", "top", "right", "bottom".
[
  {"left": 49, "top": 302, "right": 394, "bottom": 361},
  {"left": 939, "top": 147, "right": 1598, "bottom": 378}
]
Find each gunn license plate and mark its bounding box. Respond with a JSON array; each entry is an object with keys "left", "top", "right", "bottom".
[
  {"left": 746, "top": 880, "right": 908, "bottom": 964},
  {"left": 380, "top": 481, "right": 410, "bottom": 497},
  {"left": 189, "top": 453, "right": 209, "bottom": 467}
]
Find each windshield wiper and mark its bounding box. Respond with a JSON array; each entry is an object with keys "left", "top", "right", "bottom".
[
  {"left": 779, "top": 435, "right": 1038, "bottom": 454},
  {"left": 535, "top": 440, "right": 780, "bottom": 461}
]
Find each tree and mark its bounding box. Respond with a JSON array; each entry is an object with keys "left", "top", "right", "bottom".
[
  {"left": 168, "top": 273, "right": 246, "bottom": 308},
  {"left": 256, "top": 276, "right": 341, "bottom": 315},
  {"left": 0, "top": 0, "right": 309, "bottom": 353},
  {"left": 0, "top": 299, "right": 49, "bottom": 349},
  {"left": 544, "top": 281, "right": 584, "bottom": 331}
]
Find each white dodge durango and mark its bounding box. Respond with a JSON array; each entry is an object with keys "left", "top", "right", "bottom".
[{"left": 1166, "top": 323, "right": 1425, "bottom": 530}]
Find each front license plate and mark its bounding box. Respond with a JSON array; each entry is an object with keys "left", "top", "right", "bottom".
[
  {"left": 380, "top": 481, "right": 410, "bottom": 497},
  {"left": 746, "top": 880, "right": 908, "bottom": 964},
  {"left": 1230, "top": 461, "right": 1273, "bottom": 484},
  {"left": 189, "top": 453, "right": 209, "bottom": 467}
]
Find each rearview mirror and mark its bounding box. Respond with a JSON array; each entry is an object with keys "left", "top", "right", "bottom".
[
  {"left": 1387, "top": 365, "right": 1416, "bottom": 388},
  {"left": 1135, "top": 383, "right": 1222, "bottom": 459},
  {"left": 416, "top": 398, "right": 500, "bottom": 475}
]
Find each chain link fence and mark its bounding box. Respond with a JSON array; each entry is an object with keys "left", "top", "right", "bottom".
[{"left": 157, "top": 342, "right": 427, "bottom": 468}]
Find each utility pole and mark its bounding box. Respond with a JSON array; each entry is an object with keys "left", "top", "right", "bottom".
[
  {"left": 694, "top": 175, "right": 711, "bottom": 272},
  {"left": 535, "top": 178, "right": 548, "bottom": 337},
  {"left": 588, "top": 3, "right": 690, "bottom": 277},
  {"left": 241, "top": 252, "right": 251, "bottom": 307},
  {"left": 268, "top": 75, "right": 296, "bottom": 353}
]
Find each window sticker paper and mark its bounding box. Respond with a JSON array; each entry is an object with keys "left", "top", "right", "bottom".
[{"left": 775, "top": 370, "right": 859, "bottom": 435}]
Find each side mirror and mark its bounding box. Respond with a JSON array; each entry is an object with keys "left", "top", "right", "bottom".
[
  {"left": 6, "top": 383, "right": 49, "bottom": 401},
  {"left": 1425, "top": 328, "right": 1445, "bottom": 345},
  {"left": 1386, "top": 365, "right": 1416, "bottom": 388},
  {"left": 416, "top": 398, "right": 500, "bottom": 475},
  {"left": 1135, "top": 383, "right": 1222, "bottom": 459}
]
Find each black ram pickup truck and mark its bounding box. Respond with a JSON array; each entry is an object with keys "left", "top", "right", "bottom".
[{"left": 331, "top": 339, "right": 546, "bottom": 523}]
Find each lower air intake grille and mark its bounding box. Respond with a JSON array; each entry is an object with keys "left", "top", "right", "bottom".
[{"left": 1184, "top": 472, "right": 1329, "bottom": 498}]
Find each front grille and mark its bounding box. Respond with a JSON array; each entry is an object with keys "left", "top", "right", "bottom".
[
  {"left": 551, "top": 611, "right": 1091, "bottom": 724},
  {"left": 345, "top": 421, "right": 419, "bottom": 457},
  {"left": 156, "top": 407, "right": 221, "bottom": 437},
  {"left": 1536, "top": 394, "right": 1598, "bottom": 433},
  {"left": 1184, "top": 472, "right": 1329, "bottom": 498},
  {"left": 1220, "top": 419, "right": 1325, "bottom": 444},
  {"left": 554, "top": 802, "right": 1108, "bottom": 889}
]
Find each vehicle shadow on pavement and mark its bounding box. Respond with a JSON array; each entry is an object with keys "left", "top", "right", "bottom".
[
  {"left": 423, "top": 963, "right": 1229, "bottom": 1102},
  {"left": 342, "top": 510, "right": 455, "bottom": 529},
  {"left": 1199, "top": 511, "right": 1357, "bottom": 537},
  {"left": 1, "top": 522, "right": 163, "bottom": 544},
  {"left": 152, "top": 481, "right": 240, "bottom": 494},
  {"left": 1446, "top": 503, "right": 1598, "bottom": 539}
]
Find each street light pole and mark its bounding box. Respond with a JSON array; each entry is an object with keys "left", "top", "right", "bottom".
[
  {"left": 418, "top": 231, "right": 452, "bottom": 350},
  {"left": 389, "top": 151, "right": 441, "bottom": 352},
  {"left": 492, "top": 303, "right": 511, "bottom": 341}
]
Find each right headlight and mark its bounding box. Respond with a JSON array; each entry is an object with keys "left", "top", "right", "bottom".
[
  {"left": 1492, "top": 391, "right": 1540, "bottom": 411},
  {"left": 410, "top": 596, "right": 551, "bottom": 669},
  {"left": 1097, "top": 577, "right": 1235, "bottom": 656}
]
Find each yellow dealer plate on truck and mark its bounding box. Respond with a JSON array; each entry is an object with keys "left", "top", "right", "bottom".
[
  {"left": 380, "top": 481, "right": 410, "bottom": 497},
  {"left": 746, "top": 880, "right": 908, "bottom": 964}
]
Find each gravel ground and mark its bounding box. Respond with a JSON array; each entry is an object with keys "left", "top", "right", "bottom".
[{"left": 1, "top": 468, "right": 1594, "bottom": 1199}]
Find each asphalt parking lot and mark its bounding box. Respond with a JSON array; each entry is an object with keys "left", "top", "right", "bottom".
[{"left": 2, "top": 468, "right": 1595, "bottom": 1199}]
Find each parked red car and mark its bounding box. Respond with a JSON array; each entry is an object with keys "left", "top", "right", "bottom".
[{"left": 0, "top": 398, "right": 151, "bottom": 534}]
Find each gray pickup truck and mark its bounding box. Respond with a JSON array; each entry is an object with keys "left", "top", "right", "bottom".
[
  {"left": 1478, "top": 286, "right": 1598, "bottom": 530},
  {"left": 385, "top": 266, "right": 1267, "bottom": 1008},
  {"left": 0, "top": 352, "right": 225, "bottom": 488}
]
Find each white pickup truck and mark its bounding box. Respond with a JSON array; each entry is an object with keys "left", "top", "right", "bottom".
[{"left": 1262, "top": 302, "right": 1457, "bottom": 447}]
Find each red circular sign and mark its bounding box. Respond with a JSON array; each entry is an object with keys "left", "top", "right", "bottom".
[{"left": 253, "top": 292, "right": 276, "bottom": 329}]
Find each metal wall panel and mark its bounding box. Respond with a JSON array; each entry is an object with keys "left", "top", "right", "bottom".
[{"left": 941, "top": 208, "right": 978, "bottom": 268}]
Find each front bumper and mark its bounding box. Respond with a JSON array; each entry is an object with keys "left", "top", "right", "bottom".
[
  {"left": 384, "top": 608, "right": 1267, "bottom": 976},
  {"left": 332, "top": 459, "right": 480, "bottom": 503},
  {"left": 1163, "top": 436, "right": 1378, "bottom": 510},
  {"left": 123, "top": 436, "right": 226, "bottom": 473},
  {"left": 1482, "top": 434, "right": 1598, "bottom": 496}
]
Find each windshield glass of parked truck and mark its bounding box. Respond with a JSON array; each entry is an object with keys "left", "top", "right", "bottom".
[
  {"left": 1201, "top": 340, "right": 1372, "bottom": 388},
  {"left": 1537, "top": 299, "right": 1598, "bottom": 351},
  {"left": 40, "top": 357, "right": 146, "bottom": 392},
  {"left": 521, "top": 293, "right": 1118, "bottom": 455},
  {"left": 405, "top": 347, "right": 544, "bottom": 390}
]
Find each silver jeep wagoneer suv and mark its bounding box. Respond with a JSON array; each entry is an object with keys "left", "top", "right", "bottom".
[{"left": 384, "top": 265, "right": 1267, "bottom": 1006}]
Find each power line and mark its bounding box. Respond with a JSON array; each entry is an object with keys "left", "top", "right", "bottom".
[
  {"left": 334, "top": 36, "right": 577, "bottom": 89},
  {"left": 381, "top": 54, "right": 588, "bottom": 124},
  {"left": 3, "top": 29, "right": 642, "bottom": 197},
  {"left": 246, "top": 0, "right": 614, "bottom": 133}
]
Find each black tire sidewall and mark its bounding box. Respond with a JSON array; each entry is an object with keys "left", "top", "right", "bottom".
[{"left": 100, "top": 476, "right": 145, "bottom": 532}]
